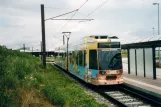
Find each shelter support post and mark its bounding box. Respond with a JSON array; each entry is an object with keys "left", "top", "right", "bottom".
[
  {"left": 127, "top": 49, "right": 130, "bottom": 74},
  {"left": 152, "top": 47, "right": 156, "bottom": 79}
]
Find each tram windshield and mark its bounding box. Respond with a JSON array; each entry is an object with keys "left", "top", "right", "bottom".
[{"left": 98, "top": 50, "right": 122, "bottom": 70}]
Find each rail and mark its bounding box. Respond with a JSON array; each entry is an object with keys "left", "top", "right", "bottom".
[{"left": 51, "top": 63, "right": 161, "bottom": 107}]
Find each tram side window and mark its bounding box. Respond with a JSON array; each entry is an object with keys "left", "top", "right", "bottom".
[
  {"left": 62, "top": 53, "right": 65, "bottom": 61},
  {"left": 78, "top": 51, "right": 83, "bottom": 66},
  {"left": 75, "top": 51, "right": 84, "bottom": 66},
  {"left": 76, "top": 51, "right": 79, "bottom": 65},
  {"left": 89, "top": 50, "right": 98, "bottom": 69},
  {"left": 72, "top": 51, "right": 76, "bottom": 64},
  {"left": 83, "top": 51, "right": 86, "bottom": 66},
  {"left": 71, "top": 51, "right": 74, "bottom": 64},
  {"left": 69, "top": 52, "right": 72, "bottom": 63},
  {"left": 78, "top": 51, "right": 86, "bottom": 66}
]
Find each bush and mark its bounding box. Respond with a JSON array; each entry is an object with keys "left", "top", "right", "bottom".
[
  {"left": 42, "top": 85, "right": 65, "bottom": 106},
  {"left": 0, "top": 88, "right": 12, "bottom": 107},
  {"left": 0, "top": 46, "right": 106, "bottom": 107},
  {"left": 0, "top": 46, "right": 40, "bottom": 106}
]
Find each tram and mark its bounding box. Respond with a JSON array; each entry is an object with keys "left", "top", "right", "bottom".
[{"left": 55, "top": 35, "right": 123, "bottom": 85}]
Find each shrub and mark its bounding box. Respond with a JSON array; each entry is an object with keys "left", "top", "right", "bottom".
[
  {"left": 0, "top": 46, "right": 106, "bottom": 107},
  {"left": 42, "top": 85, "right": 65, "bottom": 106},
  {"left": 0, "top": 46, "right": 40, "bottom": 106}
]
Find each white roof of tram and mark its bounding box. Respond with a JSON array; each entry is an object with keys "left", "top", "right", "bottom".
[{"left": 55, "top": 35, "right": 121, "bottom": 52}]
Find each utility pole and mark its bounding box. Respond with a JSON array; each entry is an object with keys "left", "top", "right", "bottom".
[
  {"left": 62, "top": 32, "right": 71, "bottom": 72},
  {"left": 40, "top": 4, "right": 94, "bottom": 68},
  {"left": 23, "top": 44, "right": 25, "bottom": 52},
  {"left": 41, "top": 4, "right": 46, "bottom": 68},
  {"left": 32, "top": 47, "right": 33, "bottom": 52},
  {"left": 41, "top": 41, "right": 43, "bottom": 60},
  {"left": 66, "top": 37, "right": 69, "bottom": 72},
  {"left": 63, "top": 35, "right": 65, "bottom": 45},
  {"left": 67, "top": 37, "right": 69, "bottom": 70}
]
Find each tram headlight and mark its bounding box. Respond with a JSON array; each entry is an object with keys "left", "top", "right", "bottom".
[
  {"left": 99, "top": 71, "right": 106, "bottom": 75},
  {"left": 117, "top": 70, "right": 123, "bottom": 74}
]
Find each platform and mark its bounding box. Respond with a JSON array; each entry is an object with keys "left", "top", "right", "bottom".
[
  {"left": 123, "top": 71, "right": 161, "bottom": 94},
  {"left": 122, "top": 58, "right": 161, "bottom": 95}
]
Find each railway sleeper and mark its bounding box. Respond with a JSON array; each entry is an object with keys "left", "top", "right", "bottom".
[
  {"left": 137, "top": 104, "right": 151, "bottom": 107},
  {"left": 105, "top": 91, "right": 120, "bottom": 94},
  {"left": 125, "top": 101, "right": 144, "bottom": 105},
  {"left": 114, "top": 96, "right": 132, "bottom": 99},
  {"left": 119, "top": 98, "right": 136, "bottom": 102},
  {"left": 108, "top": 93, "right": 123, "bottom": 96}
]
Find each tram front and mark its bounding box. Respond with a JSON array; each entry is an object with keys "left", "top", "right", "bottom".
[{"left": 97, "top": 42, "right": 123, "bottom": 85}]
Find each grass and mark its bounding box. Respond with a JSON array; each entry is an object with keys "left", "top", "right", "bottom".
[
  {"left": 121, "top": 50, "right": 127, "bottom": 58},
  {"left": 46, "top": 57, "right": 55, "bottom": 62},
  {"left": 40, "top": 66, "right": 106, "bottom": 107},
  {"left": 121, "top": 54, "right": 127, "bottom": 58},
  {"left": 0, "top": 46, "right": 106, "bottom": 107},
  {"left": 156, "top": 62, "right": 161, "bottom": 68}
]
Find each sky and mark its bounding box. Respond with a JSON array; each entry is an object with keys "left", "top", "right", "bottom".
[{"left": 0, "top": 0, "right": 161, "bottom": 51}]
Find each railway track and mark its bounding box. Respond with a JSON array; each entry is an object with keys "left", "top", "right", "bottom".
[
  {"left": 90, "top": 84, "right": 161, "bottom": 107},
  {"left": 94, "top": 87, "right": 152, "bottom": 107},
  {"left": 52, "top": 63, "right": 161, "bottom": 107}
]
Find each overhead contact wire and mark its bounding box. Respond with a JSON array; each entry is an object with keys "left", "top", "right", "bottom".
[
  {"left": 48, "top": 0, "right": 89, "bottom": 41},
  {"left": 85, "top": 0, "right": 108, "bottom": 18}
]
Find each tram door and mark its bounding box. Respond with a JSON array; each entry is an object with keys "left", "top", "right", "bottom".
[{"left": 89, "top": 50, "right": 98, "bottom": 69}]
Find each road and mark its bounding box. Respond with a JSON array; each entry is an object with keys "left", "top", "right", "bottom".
[{"left": 122, "top": 58, "right": 161, "bottom": 78}]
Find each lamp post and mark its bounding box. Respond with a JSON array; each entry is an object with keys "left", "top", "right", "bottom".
[
  {"left": 153, "top": 3, "right": 160, "bottom": 66},
  {"left": 153, "top": 27, "right": 154, "bottom": 36},
  {"left": 153, "top": 3, "right": 160, "bottom": 35},
  {"left": 62, "top": 32, "right": 71, "bottom": 72}
]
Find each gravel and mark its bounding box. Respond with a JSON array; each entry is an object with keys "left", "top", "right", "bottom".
[{"left": 83, "top": 87, "right": 117, "bottom": 107}]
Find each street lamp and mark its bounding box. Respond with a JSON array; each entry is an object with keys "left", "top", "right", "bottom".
[
  {"left": 153, "top": 3, "right": 160, "bottom": 35},
  {"left": 153, "top": 3, "right": 160, "bottom": 67},
  {"left": 62, "top": 32, "right": 71, "bottom": 72},
  {"left": 153, "top": 27, "right": 154, "bottom": 36}
]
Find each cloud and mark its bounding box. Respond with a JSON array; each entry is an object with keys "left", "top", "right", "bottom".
[{"left": 0, "top": 0, "right": 161, "bottom": 50}]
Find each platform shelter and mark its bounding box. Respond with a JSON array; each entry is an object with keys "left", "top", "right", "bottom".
[{"left": 121, "top": 36, "right": 161, "bottom": 79}]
